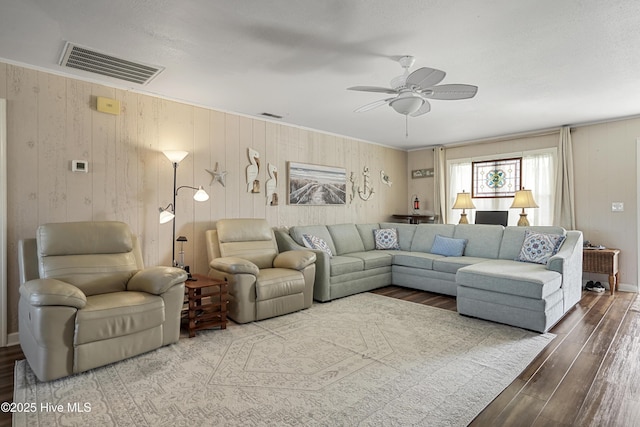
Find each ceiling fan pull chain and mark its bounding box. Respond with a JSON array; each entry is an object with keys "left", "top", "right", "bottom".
[{"left": 405, "top": 115, "right": 409, "bottom": 138}]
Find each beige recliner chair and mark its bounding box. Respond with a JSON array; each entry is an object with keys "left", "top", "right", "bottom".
[
  {"left": 205, "top": 218, "right": 316, "bottom": 323},
  {"left": 18, "top": 221, "right": 188, "bottom": 381}
]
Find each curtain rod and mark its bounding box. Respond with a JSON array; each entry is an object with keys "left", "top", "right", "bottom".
[{"left": 439, "top": 127, "right": 565, "bottom": 149}]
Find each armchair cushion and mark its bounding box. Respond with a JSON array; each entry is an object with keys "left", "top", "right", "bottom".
[
  {"left": 74, "top": 292, "right": 165, "bottom": 344},
  {"left": 256, "top": 269, "right": 306, "bottom": 301},
  {"left": 37, "top": 221, "right": 133, "bottom": 256},
  {"left": 273, "top": 250, "right": 316, "bottom": 271},
  {"left": 127, "top": 266, "right": 188, "bottom": 295},
  {"left": 20, "top": 278, "right": 87, "bottom": 309},
  {"left": 210, "top": 257, "right": 260, "bottom": 276}
]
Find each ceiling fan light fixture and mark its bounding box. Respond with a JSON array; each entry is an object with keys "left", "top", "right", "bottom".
[{"left": 389, "top": 95, "right": 423, "bottom": 115}]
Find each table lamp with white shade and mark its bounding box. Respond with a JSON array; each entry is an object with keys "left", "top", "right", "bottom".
[
  {"left": 452, "top": 190, "right": 475, "bottom": 224},
  {"left": 510, "top": 188, "right": 539, "bottom": 226}
]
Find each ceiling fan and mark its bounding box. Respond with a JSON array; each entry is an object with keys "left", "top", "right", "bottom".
[{"left": 348, "top": 56, "right": 478, "bottom": 135}]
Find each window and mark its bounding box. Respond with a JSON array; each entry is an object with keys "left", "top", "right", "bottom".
[{"left": 447, "top": 148, "right": 557, "bottom": 226}]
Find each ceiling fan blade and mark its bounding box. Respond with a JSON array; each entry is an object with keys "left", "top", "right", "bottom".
[
  {"left": 410, "top": 100, "right": 431, "bottom": 117},
  {"left": 423, "top": 84, "right": 478, "bottom": 100},
  {"left": 347, "top": 86, "right": 398, "bottom": 94},
  {"left": 406, "top": 67, "right": 446, "bottom": 89},
  {"left": 354, "top": 98, "right": 394, "bottom": 113}
]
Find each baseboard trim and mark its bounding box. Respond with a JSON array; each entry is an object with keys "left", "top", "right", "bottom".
[
  {"left": 6, "top": 331, "right": 19, "bottom": 347},
  {"left": 618, "top": 283, "right": 638, "bottom": 293}
]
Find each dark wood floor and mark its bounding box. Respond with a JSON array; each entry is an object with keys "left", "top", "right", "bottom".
[
  {"left": 1, "top": 286, "right": 638, "bottom": 427},
  {"left": 372, "top": 286, "right": 639, "bottom": 427}
]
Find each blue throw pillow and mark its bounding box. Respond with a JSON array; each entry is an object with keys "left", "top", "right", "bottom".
[
  {"left": 431, "top": 234, "right": 467, "bottom": 257},
  {"left": 516, "top": 230, "right": 566, "bottom": 265}
]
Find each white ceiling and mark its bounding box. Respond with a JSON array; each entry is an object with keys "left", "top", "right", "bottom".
[{"left": 2, "top": 0, "right": 640, "bottom": 150}]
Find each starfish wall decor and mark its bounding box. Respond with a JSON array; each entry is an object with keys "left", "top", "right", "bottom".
[{"left": 206, "top": 162, "right": 227, "bottom": 187}]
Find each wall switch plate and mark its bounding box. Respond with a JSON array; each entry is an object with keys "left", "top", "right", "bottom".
[
  {"left": 611, "top": 202, "right": 624, "bottom": 212},
  {"left": 71, "top": 160, "right": 89, "bottom": 173}
]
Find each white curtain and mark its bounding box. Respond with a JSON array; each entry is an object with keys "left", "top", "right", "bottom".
[
  {"left": 447, "top": 149, "right": 556, "bottom": 226},
  {"left": 522, "top": 152, "right": 555, "bottom": 226},
  {"left": 433, "top": 146, "right": 447, "bottom": 223},
  {"left": 554, "top": 127, "right": 576, "bottom": 229}
]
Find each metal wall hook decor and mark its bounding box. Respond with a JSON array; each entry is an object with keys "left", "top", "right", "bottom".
[{"left": 358, "top": 166, "right": 375, "bottom": 201}]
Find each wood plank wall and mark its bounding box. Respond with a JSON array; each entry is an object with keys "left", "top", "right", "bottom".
[{"left": 0, "top": 62, "right": 408, "bottom": 334}]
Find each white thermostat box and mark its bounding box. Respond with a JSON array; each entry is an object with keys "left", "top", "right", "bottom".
[{"left": 71, "top": 160, "right": 89, "bottom": 173}]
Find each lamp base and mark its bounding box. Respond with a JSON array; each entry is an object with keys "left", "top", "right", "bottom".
[
  {"left": 517, "top": 212, "right": 530, "bottom": 227},
  {"left": 458, "top": 213, "right": 469, "bottom": 224}
]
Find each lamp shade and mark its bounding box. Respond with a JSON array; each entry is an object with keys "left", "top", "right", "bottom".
[
  {"left": 452, "top": 191, "right": 476, "bottom": 210},
  {"left": 163, "top": 150, "right": 189, "bottom": 164},
  {"left": 193, "top": 186, "right": 209, "bottom": 201},
  {"left": 159, "top": 207, "right": 175, "bottom": 224},
  {"left": 510, "top": 189, "right": 539, "bottom": 209}
]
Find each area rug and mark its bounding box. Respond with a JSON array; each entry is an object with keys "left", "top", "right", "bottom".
[{"left": 13, "top": 293, "right": 554, "bottom": 426}]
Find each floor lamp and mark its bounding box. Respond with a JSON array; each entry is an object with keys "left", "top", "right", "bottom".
[{"left": 159, "top": 150, "right": 209, "bottom": 266}]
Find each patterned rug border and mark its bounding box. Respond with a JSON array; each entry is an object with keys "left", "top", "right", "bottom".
[{"left": 13, "top": 293, "right": 555, "bottom": 426}]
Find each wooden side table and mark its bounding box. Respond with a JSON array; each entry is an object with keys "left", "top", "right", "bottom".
[
  {"left": 183, "top": 274, "right": 228, "bottom": 337},
  {"left": 583, "top": 248, "right": 620, "bottom": 295}
]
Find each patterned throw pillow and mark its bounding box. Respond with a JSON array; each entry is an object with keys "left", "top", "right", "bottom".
[
  {"left": 430, "top": 234, "right": 468, "bottom": 257},
  {"left": 302, "top": 234, "right": 333, "bottom": 257},
  {"left": 373, "top": 228, "right": 401, "bottom": 250},
  {"left": 516, "top": 230, "right": 566, "bottom": 265}
]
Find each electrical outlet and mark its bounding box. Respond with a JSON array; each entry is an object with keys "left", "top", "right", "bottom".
[{"left": 611, "top": 202, "right": 624, "bottom": 212}]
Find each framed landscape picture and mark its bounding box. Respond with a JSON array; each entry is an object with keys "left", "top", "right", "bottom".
[
  {"left": 288, "top": 162, "right": 346, "bottom": 205},
  {"left": 472, "top": 157, "right": 522, "bottom": 198}
]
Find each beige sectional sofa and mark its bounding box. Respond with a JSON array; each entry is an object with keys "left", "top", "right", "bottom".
[{"left": 275, "top": 222, "right": 583, "bottom": 332}]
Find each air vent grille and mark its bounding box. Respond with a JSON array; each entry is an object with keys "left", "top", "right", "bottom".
[
  {"left": 59, "top": 42, "right": 164, "bottom": 85},
  {"left": 260, "top": 112, "right": 283, "bottom": 119}
]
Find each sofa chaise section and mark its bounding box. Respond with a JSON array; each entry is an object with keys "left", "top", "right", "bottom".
[{"left": 456, "top": 226, "right": 583, "bottom": 332}]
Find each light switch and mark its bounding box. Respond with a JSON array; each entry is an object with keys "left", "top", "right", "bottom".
[{"left": 611, "top": 202, "right": 624, "bottom": 212}]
